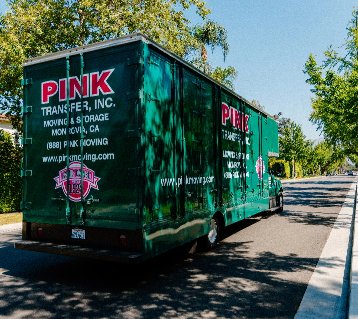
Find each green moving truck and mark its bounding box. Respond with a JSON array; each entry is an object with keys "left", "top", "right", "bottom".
[{"left": 15, "top": 33, "right": 283, "bottom": 263}]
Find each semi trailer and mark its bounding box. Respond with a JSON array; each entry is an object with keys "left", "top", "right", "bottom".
[{"left": 15, "top": 33, "right": 283, "bottom": 263}]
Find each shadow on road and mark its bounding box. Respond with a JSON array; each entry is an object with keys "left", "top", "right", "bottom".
[
  {"left": 282, "top": 177, "right": 352, "bottom": 228},
  {"left": 0, "top": 235, "right": 316, "bottom": 319},
  {"left": 0, "top": 176, "right": 354, "bottom": 318}
]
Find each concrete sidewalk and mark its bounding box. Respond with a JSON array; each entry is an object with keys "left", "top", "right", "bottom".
[
  {"left": 295, "top": 181, "right": 357, "bottom": 319},
  {"left": 0, "top": 222, "right": 21, "bottom": 233}
]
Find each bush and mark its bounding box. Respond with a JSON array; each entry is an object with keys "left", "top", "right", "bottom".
[
  {"left": 0, "top": 130, "right": 22, "bottom": 213},
  {"left": 269, "top": 158, "right": 290, "bottom": 178}
]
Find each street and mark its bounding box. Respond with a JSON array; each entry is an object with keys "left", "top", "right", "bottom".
[{"left": 0, "top": 175, "right": 355, "bottom": 319}]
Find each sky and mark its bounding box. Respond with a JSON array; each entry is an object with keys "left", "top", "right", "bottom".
[
  {"left": 187, "top": 0, "right": 357, "bottom": 141},
  {"left": 0, "top": 0, "right": 356, "bottom": 141}
]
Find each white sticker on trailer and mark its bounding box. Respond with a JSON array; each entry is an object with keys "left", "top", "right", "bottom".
[{"left": 71, "top": 228, "right": 86, "bottom": 239}]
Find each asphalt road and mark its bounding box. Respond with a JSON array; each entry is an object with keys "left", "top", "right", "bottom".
[{"left": 0, "top": 175, "right": 355, "bottom": 319}]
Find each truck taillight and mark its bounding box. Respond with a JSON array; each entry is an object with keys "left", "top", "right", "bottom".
[
  {"left": 119, "top": 235, "right": 127, "bottom": 245},
  {"left": 37, "top": 227, "right": 43, "bottom": 237}
]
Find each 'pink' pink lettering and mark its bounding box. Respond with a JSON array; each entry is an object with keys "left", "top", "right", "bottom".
[
  {"left": 90, "top": 70, "right": 114, "bottom": 96},
  {"left": 222, "top": 103, "right": 230, "bottom": 125},
  {"left": 42, "top": 81, "right": 58, "bottom": 104},
  {"left": 222, "top": 102, "right": 249, "bottom": 133},
  {"left": 41, "top": 69, "right": 114, "bottom": 104}
]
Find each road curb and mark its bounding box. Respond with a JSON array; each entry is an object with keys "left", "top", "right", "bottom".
[
  {"left": 295, "top": 181, "right": 357, "bottom": 319},
  {"left": 349, "top": 183, "right": 358, "bottom": 318}
]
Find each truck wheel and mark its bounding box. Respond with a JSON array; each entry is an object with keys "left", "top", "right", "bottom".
[
  {"left": 277, "top": 193, "right": 284, "bottom": 213},
  {"left": 200, "top": 216, "right": 220, "bottom": 251}
]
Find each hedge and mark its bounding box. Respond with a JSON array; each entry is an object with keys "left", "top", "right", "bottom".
[{"left": 0, "top": 130, "right": 22, "bottom": 213}]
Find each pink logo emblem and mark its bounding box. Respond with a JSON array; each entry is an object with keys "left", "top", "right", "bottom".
[
  {"left": 255, "top": 156, "right": 265, "bottom": 180},
  {"left": 54, "top": 161, "right": 100, "bottom": 202}
]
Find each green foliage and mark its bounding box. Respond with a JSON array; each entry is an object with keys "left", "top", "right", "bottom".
[
  {"left": 190, "top": 57, "right": 238, "bottom": 89},
  {"left": 275, "top": 112, "right": 345, "bottom": 177},
  {"left": 0, "top": 0, "right": 211, "bottom": 130},
  {"left": 1, "top": 1, "right": 238, "bottom": 122},
  {"left": 278, "top": 121, "right": 311, "bottom": 164},
  {"left": 283, "top": 161, "right": 291, "bottom": 178},
  {"left": 269, "top": 158, "right": 290, "bottom": 178},
  {"left": 189, "top": 20, "right": 237, "bottom": 89},
  {"left": 251, "top": 100, "right": 265, "bottom": 110},
  {"left": 273, "top": 112, "right": 292, "bottom": 136},
  {"left": 210, "top": 66, "right": 237, "bottom": 90},
  {"left": 304, "top": 9, "right": 358, "bottom": 156},
  {"left": 275, "top": 115, "right": 311, "bottom": 178},
  {"left": 313, "top": 140, "right": 346, "bottom": 174},
  {"left": 0, "top": 130, "right": 22, "bottom": 213},
  {"left": 348, "top": 154, "right": 358, "bottom": 168},
  {"left": 191, "top": 20, "right": 229, "bottom": 63},
  {"left": 301, "top": 145, "right": 320, "bottom": 175}
]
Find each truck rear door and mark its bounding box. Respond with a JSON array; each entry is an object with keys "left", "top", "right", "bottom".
[{"left": 22, "top": 43, "right": 142, "bottom": 230}]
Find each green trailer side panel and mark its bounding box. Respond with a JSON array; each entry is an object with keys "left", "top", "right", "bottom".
[
  {"left": 182, "top": 69, "right": 216, "bottom": 218},
  {"left": 220, "top": 91, "right": 270, "bottom": 226},
  {"left": 266, "top": 117, "right": 280, "bottom": 156},
  {"left": 220, "top": 92, "right": 246, "bottom": 220},
  {"left": 141, "top": 48, "right": 218, "bottom": 259},
  {"left": 141, "top": 45, "right": 187, "bottom": 258}
]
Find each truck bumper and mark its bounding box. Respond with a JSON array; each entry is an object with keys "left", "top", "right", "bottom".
[{"left": 14, "top": 241, "right": 142, "bottom": 264}]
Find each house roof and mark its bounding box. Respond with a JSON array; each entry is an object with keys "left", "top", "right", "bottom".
[
  {"left": 0, "top": 114, "right": 9, "bottom": 120},
  {"left": 0, "top": 114, "right": 12, "bottom": 124}
]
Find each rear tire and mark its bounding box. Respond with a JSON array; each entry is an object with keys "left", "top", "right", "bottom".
[
  {"left": 199, "top": 216, "right": 220, "bottom": 251},
  {"left": 277, "top": 192, "right": 284, "bottom": 213}
]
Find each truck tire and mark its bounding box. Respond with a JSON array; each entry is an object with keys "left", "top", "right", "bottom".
[
  {"left": 199, "top": 215, "right": 220, "bottom": 251},
  {"left": 277, "top": 192, "right": 284, "bottom": 213}
]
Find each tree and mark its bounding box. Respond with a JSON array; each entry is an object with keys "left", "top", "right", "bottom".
[
  {"left": 191, "top": 20, "right": 229, "bottom": 72},
  {"left": 189, "top": 20, "right": 237, "bottom": 89},
  {"left": 251, "top": 100, "right": 265, "bottom": 110},
  {"left": 304, "top": 9, "right": 358, "bottom": 157},
  {"left": 211, "top": 66, "right": 237, "bottom": 90},
  {"left": 313, "top": 141, "right": 345, "bottom": 174},
  {"left": 0, "top": 0, "right": 211, "bottom": 131},
  {"left": 279, "top": 122, "right": 311, "bottom": 177},
  {"left": 275, "top": 114, "right": 346, "bottom": 176},
  {"left": 273, "top": 112, "right": 292, "bottom": 136}
]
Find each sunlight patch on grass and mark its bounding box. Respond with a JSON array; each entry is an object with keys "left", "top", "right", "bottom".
[{"left": 0, "top": 213, "right": 22, "bottom": 226}]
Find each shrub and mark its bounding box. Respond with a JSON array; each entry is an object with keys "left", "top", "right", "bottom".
[
  {"left": 269, "top": 158, "right": 290, "bottom": 178},
  {"left": 0, "top": 130, "right": 22, "bottom": 213}
]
